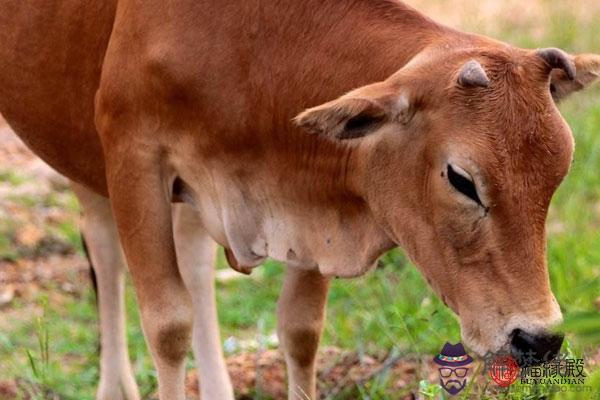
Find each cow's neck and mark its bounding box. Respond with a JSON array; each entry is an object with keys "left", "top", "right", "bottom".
[{"left": 174, "top": 1, "right": 466, "bottom": 277}]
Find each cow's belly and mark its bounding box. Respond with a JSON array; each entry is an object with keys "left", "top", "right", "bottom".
[
  {"left": 179, "top": 162, "right": 394, "bottom": 278},
  {"left": 203, "top": 197, "right": 390, "bottom": 277}
]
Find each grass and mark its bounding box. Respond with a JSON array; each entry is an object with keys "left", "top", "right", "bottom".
[
  {"left": 0, "top": 219, "right": 19, "bottom": 262},
  {"left": 1, "top": 1, "right": 600, "bottom": 399},
  {"left": 0, "top": 184, "right": 81, "bottom": 261},
  {"left": 0, "top": 170, "right": 29, "bottom": 187}
]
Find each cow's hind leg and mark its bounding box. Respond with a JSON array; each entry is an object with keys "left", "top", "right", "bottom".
[
  {"left": 277, "top": 268, "right": 330, "bottom": 400},
  {"left": 172, "top": 203, "right": 234, "bottom": 399},
  {"left": 71, "top": 182, "right": 140, "bottom": 400}
]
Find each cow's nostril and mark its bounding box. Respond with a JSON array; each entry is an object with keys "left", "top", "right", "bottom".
[{"left": 510, "top": 329, "right": 564, "bottom": 367}]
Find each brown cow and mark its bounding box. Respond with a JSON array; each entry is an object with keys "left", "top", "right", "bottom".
[{"left": 1, "top": 0, "right": 599, "bottom": 399}]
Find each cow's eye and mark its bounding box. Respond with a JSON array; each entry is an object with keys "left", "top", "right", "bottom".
[{"left": 447, "top": 164, "right": 483, "bottom": 206}]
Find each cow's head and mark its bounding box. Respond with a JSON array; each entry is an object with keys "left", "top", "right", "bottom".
[{"left": 295, "top": 47, "right": 600, "bottom": 362}]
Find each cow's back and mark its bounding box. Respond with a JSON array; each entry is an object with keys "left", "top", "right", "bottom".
[
  {"left": 0, "top": 0, "right": 443, "bottom": 197},
  {"left": 0, "top": 0, "right": 117, "bottom": 194}
]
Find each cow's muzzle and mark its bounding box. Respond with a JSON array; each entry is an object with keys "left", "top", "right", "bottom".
[{"left": 510, "top": 328, "right": 564, "bottom": 367}]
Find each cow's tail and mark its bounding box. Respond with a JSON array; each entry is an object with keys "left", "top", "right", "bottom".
[
  {"left": 81, "top": 232, "right": 101, "bottom": 353},
  {"left": 81, "top": 233, "right": 98, "bottom": 304}
]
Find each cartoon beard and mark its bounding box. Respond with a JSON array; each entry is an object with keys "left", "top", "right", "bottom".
[{"left": 440, "top": 378, "right": 466, "bottom": 395}]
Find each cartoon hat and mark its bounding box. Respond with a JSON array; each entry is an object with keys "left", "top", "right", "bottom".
[{"left": 433, "top": 342, "right": 474, "bottom": 367}]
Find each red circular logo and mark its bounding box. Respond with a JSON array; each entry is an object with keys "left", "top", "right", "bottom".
[{"left": 488, "top": 355, "right": 520, "bottom": 387}]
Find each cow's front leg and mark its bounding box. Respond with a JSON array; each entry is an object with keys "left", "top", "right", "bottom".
[
  {"left": 172, "top": 203, "right": 234, "bottom": 400},
  {"left": 104, "top": 150, "right": 192, "bottom": 400},
  {"left": 277, "top": 268, "right": 330, "bottom": 400},
  {"left": 72, "top": 182, "right": 140, "bottom": 400}
]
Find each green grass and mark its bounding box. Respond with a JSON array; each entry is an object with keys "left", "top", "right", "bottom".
[
  {"left": 0, "top": 219, "right": 19, "bottom": 262},
  {"left": 0, "top": 185, "right": 81, "bottom": 261},
  {"left": 0, "top": 170, "right": 29, "bottom": 187},
  {"left": 1, "top": 2, "right": 600, "bottom": 399}
]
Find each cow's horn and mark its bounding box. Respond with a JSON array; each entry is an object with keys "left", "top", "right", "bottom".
[
  {"left": 458, "top": 60, "right": 490, "bottom": 88},
  {"left": 537, "top": 48, "right": 576, "bottom": 80}
]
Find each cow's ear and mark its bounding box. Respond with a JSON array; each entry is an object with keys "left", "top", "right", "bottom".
[
  {"left": 294, "top": 97, "right": 387, "bottom": 139},
  {"left": 550, "top": 54, "right": 600, "bottom": 102},
  {"left": 294, "top": 88, "right": 412, "bottom": 140}
]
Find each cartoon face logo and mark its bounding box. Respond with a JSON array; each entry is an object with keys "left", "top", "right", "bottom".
[{"left": 433, "top": 342, "right": 473, "bottom": 395}]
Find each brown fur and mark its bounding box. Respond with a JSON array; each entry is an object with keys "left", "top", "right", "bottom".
[
  {"left": 156, "top": 322, "right": 193, "bottom": 366},
  {"left": 1, "top": 1, "right": 599, "bottom": 398}
]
